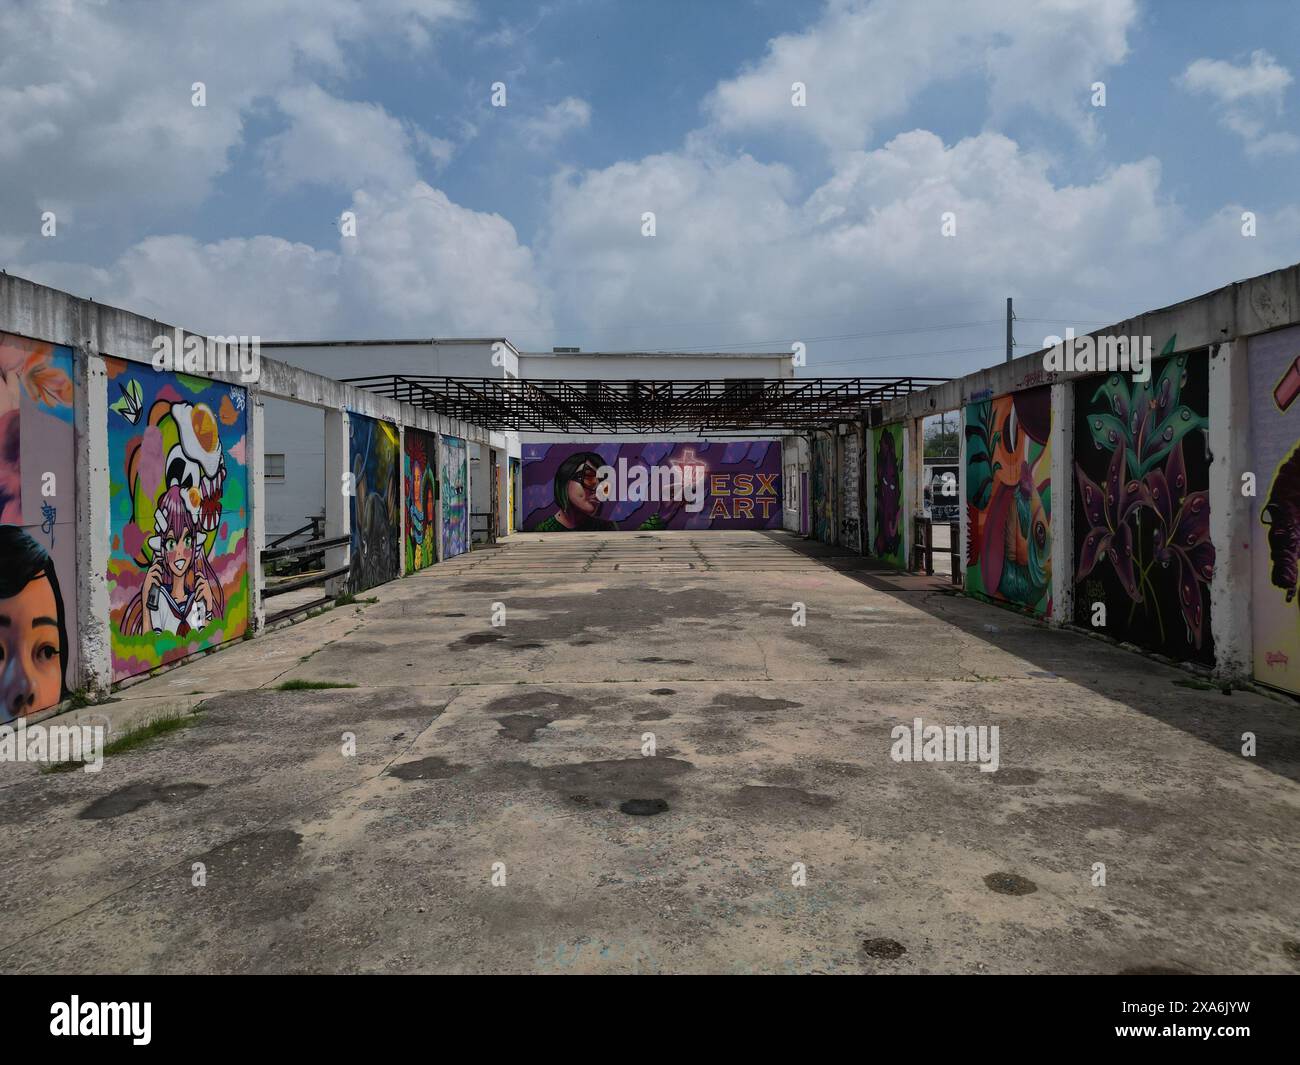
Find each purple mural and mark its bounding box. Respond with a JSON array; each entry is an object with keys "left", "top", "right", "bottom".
[{"left": 521, "top": 441, "right": 781, "bottom": 532}]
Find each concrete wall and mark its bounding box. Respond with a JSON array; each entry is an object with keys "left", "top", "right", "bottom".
[
  {"left": 863, "top": 261, "right": 1300, "bottom": 685},
  {"left": 0, "top": 272, "right": 492, "bottom": 711}
]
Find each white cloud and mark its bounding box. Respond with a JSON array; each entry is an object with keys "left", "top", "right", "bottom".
[
  {"left": 22, "top": 182, "right": 552, "bottom": 340},
  {"left": 521, "top": 96, "right": 592, "bottom": 149},
  {"left": 1179, "top": 50, "right": 1293, "bottom": 105},
  {"left": 1179, "top": 51, "right": 1297, "bottom": 158},
  {"left": 704, "top": 0, "right": 1136, "bottom": 151},
  {"left": 260, "top": 85, "right": 445, "bottom": 192}
]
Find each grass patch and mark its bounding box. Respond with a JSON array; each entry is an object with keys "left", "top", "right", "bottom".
[
  {"left": 333, "top": 593, "right": 378, "bottom": 608},
  {"left": 276, "top": 679, "right": 358, "bottom": 691},
  {"left": 1173, "top": 677, "right": 1216, "bottom": 691},
  {"left": 44, "top": 711, "right": 200, "bottom": 773}
]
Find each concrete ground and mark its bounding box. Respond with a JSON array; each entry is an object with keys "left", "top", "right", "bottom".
[{"left": 2, "top": 530, "right": 1298, "bottom": 974}]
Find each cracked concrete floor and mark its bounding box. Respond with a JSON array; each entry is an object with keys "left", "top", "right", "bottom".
[{"left": 2, "top": 530, "right": 1298, "bottom": 974}]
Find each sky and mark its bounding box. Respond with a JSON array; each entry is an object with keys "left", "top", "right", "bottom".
[{"left": 3, "top": 0, "right": 1299, "bottom": 381}]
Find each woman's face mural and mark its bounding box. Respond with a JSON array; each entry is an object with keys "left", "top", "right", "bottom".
[
  {"left": 565, "top": 460, "right": 602, "bottom": 518},
  {"left": 0, "top": 528, "right": 68, "bottom": 721}
]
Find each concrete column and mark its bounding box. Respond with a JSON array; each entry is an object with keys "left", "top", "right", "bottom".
[
  {"left": 1049, "top": 381, "right": 1075, "bottom": 626},
  {"left": 397, "top": 424, "right": 407, "bottom": 575},
  {"left": 324, "top": 408, "right": 350, "bottom": 596},
  {"left": 75, "top": 350, "right": 112, "bottom": 696},
  {"left": 958, "top": 403, "right": 968, "bottom": 590},
  {"left": 1208, "top": 340, "right": 1252, "bottom": 679},
  {"left": 864, "top": 425, "right": 876, "bottom": 556},
  {"left": 908, "top": 416, "right": 924, "bottom": 569},
  {"left": 434, "top": 432, "right": 443, "bottom": 560},
  {"left": 248, "top": 396, "right": 266, "bottom": 631}
]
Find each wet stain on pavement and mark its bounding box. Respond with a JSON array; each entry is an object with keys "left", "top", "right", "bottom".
[
  {"left": 455, "top": 631, "right": 507, "bottom": 648},
  {"left": 79, "top": 781, "right": 209, "bottom": 820},
  {"left": 861, "top": 937, "right": 907, "bottom": 960},
  {"left": 484, "top": 690, "right": 590, "bottom": 717},
  {"left": 709, "top": 693, "right": 804, "bottom": 713},
  {"left": 984, "top": 872, "right": 1038, "bottom": 895},
  {"left": 620, "top": 798, "right": 669, "bottom": 816},
  {"left": 496, "top": 714, "right": 552, "bottom": 742},
  {"left": 388, "top": 756, "right": 466, "bottom": 781},
  {"left": 649, "top": 688, "right": 676, "bottom": 696},
  {"left": 634, "top": 709, "right": 672, "bottom": 721}
]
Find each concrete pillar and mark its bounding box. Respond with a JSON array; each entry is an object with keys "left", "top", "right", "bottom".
[
  {"left": 958, "top": 403, "right": 968, "bottom": 590},
  {"left": 248, "top": 396, "right": 266, "bottom": 631},
  {"left": 75, "top": 350, "right": 112, "bottom": 696},
  {"left": 864, "top": 424, "right": 876, "bottom": 556},
  {"left": 397, "top": 425, "right": 407, "bottom": 575},
  {"left": 908, "top": 416, "right": 924, "bottom": 569},
  {"left": 1049, "top": 381, "right": 1075, "bottom": 626},
  {"left": 324, "top": 408, "right": 350, "bottom": 597},
  {"left": 1208, "top": 340, "right": 1252, "bottom": 679}
]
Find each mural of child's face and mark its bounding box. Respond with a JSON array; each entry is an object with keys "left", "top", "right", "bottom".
[
  {"left": 566, "top": 462, "right": 601, "bottom": 517},
  {"left": 0, "top": 573, "right": 63, "bottom": 718},
  {"left": 163, "top": 527, "right": 195, "bottom": 578}
]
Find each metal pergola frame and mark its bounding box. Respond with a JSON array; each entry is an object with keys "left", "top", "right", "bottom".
[{"left": 340, "top": 375, "right": 947, "bottom": 433}]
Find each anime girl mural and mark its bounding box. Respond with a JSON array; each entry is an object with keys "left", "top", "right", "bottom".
[
  {"left": 121, "top": 485, "right": 224, "bottom": 637},
  {"left": 106, "top": 358, "right": 249, "bottom": 681}
]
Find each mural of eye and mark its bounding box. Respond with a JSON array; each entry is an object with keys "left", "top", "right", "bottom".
[{"left": 1035, "top": 521, "right": 1047, "bottom": 550}]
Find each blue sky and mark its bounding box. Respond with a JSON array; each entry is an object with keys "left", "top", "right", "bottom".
[{"left": 3, "top": 0, "right": 1299, "bottom": 379}]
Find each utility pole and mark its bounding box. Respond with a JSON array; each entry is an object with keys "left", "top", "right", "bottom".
[{"left": 1005, "top": 296, "right": 1015, "bottom": 363}]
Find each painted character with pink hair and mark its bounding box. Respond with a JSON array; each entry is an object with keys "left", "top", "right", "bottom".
[{"left": 122, "top": 485, "right": 224, "bottom": 637}]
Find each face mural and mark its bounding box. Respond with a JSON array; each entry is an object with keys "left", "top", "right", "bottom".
[
  {"left": 106, "top": 358, "right": 248, "bottom": 681},
  {"left": 403, "top": 428, "right": 438, "bottom": 574},
  {"left": 871, "top": 423, "right": 905, "bottom": 565},
  {"left": 520, "top": 442, "right": 781, "bottom": 532},
  {"left": 1249, "top": 327, "right": 1300, "bottom": 690},
  {"left": 1073, "top": 346, "right": 1213, "bottom": 662},
  {"left": 0, "top": 334, "right": 76, "bottom": 720},
  {"left": 811, "top": 434, "right": 834, "bottom": 543},
  {"left": 347, "top": 413, "right": 400, "bottom": 594},
  {"left": 965, "top": 388, "right": 1052, "bottom": 616},
  {"left": 441, "top": 435, "right": 468, "bottom": 559}
]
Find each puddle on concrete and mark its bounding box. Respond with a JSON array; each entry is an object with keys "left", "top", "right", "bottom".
[
  {"left": 496, "top": 756, "right": 693, "bottom": 805},
  {"left": 198, "top": 829, "right": 303, "bottom": 876},
  {"left": 1117, "top": 964, "right": 1199, "bottom": 975},
  {"left": 639, "top": 656, "right": 694, "bottom": 665},
  {"left": 79, "top": 781, "right": 209, "bottom": 820},
  {"left": 455, "top": 631, "right": 507, "bottom": 648},
  {"left": 987, "top": 768, "right": 1043, "bottom": 785},
  {"left": 984, "top": 871, "right": 1038, "bottom": 895},
  {"left": 444, "top": 612, "right": 466, "bottom": 617},
  {"left": 483, "top": 690, "right": 590, "bottom": 717},
  {"left": 861, "top": 938, "right": 907, "bottom": 960},
  {"left": 709, "top": 693, "right": 804, "bottom": 713},
  {"left": 634, "top": 709, "right": 672, "bottom": 721},
  {"left": 649, "top": 688, "right": 676, "bottom": 696},
  {"left": 620, "top": 798, "right": 669, "bottom": 816},
  {"left": 512, "top": 642, "right": 545, "bottom": 650},
  {"left": 496, "top": 714, "right": 552, "bottom": 742},
  {"left": 388, "top": 756, "right": 466, "bottom": 780}
]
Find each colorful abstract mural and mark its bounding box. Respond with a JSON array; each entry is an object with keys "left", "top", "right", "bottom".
[
  {"left": 811, "top": 434, "right": 834, "bottom": 543},
  {"left": 1, "top": 333, "right": 77, "bottom": 720},
  {"left": 1249, "top": 327, "right": 1300, "bottom": 691},
  {"left": 106, "top": 358, "right": 249, "bottom": 682},
  {"left": 871, "top": 423, "right": 905, "bottom": 567},
  {"left": 441, "top": 434, "right": 468, "bottom": 559},
  {"left": 965, "top": 387, "right": 1052, "bottom": 616},
  {"left": 403, "top": 427, "right": 438, "bottom": 574},
  {"left": 521, "top": 441, "right": 781, "bottom": 531},
  {"left": 347, "top": 412, "right": 399, "bottom": 594},
  {"left": 1072, "top": 347, "right": 1213, "bottom": 661}
]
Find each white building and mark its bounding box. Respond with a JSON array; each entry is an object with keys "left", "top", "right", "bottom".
[{"left": 261, "top": 341, "right": 803, "bottom": 540}]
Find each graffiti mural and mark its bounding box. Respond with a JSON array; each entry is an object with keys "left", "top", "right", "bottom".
[
  {"left": 965, "top": 387, "right": 1052, "bottom": 616},
  {"left": 1250, "top": 327, "right": 1300, "bottom": 690},
  {"left": 1, "top": 334, "right": 76, "bottom": 720},
  {"left": 106, "top": 358, "right": 249, "bottom": 681},
  {"left": 871, "top": 423, "right": 905, "bottom": 567},
  {"left": 521, "top": 441, "right": 781, "bottom": 531},
  {"left": 347, "top": 412, "right": 399, "bottom": 594},
  {"left": 840, "top": 427, "right": 862, "bottom": 552},
  {"left": 1072, "top": 347, "right": 1213, "bottom": 661},
  {"left": 811, "top": 434, "right": 834, "bottom": 543},
  {"left": 441, "top": 434, "right": 468, "bottom": 559},
  {"left": 403, "top": 427, "right": 438, "bottom": 574}
]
